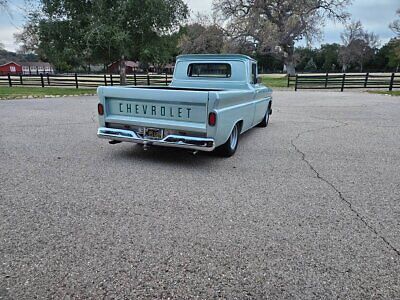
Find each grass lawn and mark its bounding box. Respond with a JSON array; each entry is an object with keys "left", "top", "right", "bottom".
[
  {"left": 0, "top": 86, "right": 97, "bottom": 99},
  {"left": 260, "top": 74, "right": 289, "bottom": 88},
  {"left": 367, "top": 90, "right": 400, "bottom": 97}
]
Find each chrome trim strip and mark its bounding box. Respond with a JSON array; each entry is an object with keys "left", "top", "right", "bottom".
[
  {"left": 104, "top": 116, "right": 207, "bottom": 132},
  {"left": 97, "top": 127, "right": 215, "bottom": 152},
  {"left": 107, "top": 97, "right": 206, "bottom": 107}
]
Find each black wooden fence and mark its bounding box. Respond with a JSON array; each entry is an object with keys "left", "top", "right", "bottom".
[
  {"left": 288, "top": 73, "right": 400, "bottom": 91},
  {"left": 0, "top": 73, "right": 173, "bottom": 88},
  {"left": 3, "top": 72, "right": 400, "bottom": 92}
]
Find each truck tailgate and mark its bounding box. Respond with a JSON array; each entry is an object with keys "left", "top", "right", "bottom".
[{"left": 98, "top": 86, "right": 209, "bottom": 132}]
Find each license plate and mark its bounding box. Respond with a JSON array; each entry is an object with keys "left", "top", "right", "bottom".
[{"left": 145, "top": 128, "right": 163, "bottom": 139}]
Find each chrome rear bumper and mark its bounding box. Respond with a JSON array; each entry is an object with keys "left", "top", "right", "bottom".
[{"left": 97, "top": 127, "right": 215, "bottom": 152}]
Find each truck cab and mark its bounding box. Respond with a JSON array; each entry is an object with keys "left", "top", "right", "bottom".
[{"left": 97, "top": 54, "right": 272, "bottom": 157}]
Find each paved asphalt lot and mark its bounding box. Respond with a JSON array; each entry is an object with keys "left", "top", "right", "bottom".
[{"left": 1, "top": 91, "right": 399, "bottom": 299}]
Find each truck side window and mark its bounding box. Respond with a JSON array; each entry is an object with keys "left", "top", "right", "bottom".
[{"left": 251, "top": 63, "right": 257, "bottom": 84}]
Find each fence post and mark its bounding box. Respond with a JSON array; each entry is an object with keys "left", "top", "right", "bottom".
[
  {"left": 294, "top": 74, "right": 298, "bottom": 91},
  {"left": 165, "top": 73, "right": 168, "bottom": 86},
  {"left": 147, "top": 73, "right": 150, "bottom": 86},
  {"left": 47, "top": 73, "right": 50, "bottom": 86},
  {"left": 287, "top": 75, "right": 290, "bottom": 88},
  {"left": 341, "top": 74, "right": 346, "bottom": 92},
  {"left": 104, "top": 74, "right": 107, "bottom": 86},
  {"left": 364, "top": 72, "right": 369, "bottom": 88},
  {"left": 389, "top": 72, "right": 395, "bottom": 91},
  {"left": 20, "top": 74, "right": 23, "bottom": 85},
  {"left": 110, "top": 74, "right": 114, "bottom": 86},
  {"left": 325, "top": 72, "right": 329, "bottom": 88},
  {"left": 7, "top": 73, "right": 12, "bottom": 87},
  {"left": 75, "top": 73, "right": 78, "bottom": 89},
  {"left": 40, "top": 73, "right": 44, "bottom": 87},
  {"left": 134, "top": 71, "right": 137, "bottom": 86}
]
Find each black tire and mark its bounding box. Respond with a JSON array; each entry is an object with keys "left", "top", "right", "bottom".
[
  {"left": 258, "top": 105, "right": 271, "bottom": 127},
  {"left": 215, "top": 123, "right": 240, "bottom": 157}
]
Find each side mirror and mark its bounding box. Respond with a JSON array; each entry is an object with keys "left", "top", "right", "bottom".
[{"left": 256, "top": 75, "right": 262, "bottom": 84}]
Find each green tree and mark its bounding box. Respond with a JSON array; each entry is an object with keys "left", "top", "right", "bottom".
[
  {"left": 17, "top": 0, "right": 188, "bottom": 81},
  {"left": 385, "top": 39, "right": 400, "bottom": 72},
  {"left": 304, "top": 58, "right": 317, "bottom": 72},
  {"left": 254, "top": 53, "right": 283, "bottom": 73},
  {"left": 317, "top": 43, "right": 340, "bottom": 72},
  {"left": 141, "top": 33, "right": 181, "bottom": 72},
  {"left": 295, "top": 47, "right": 317, "bottom": 72}
]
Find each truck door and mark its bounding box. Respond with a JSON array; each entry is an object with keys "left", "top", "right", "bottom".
[{"left": 251, "top": 62, "right": 268, "bottom": 125}]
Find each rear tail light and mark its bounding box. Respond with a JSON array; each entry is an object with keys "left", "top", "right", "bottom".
[
  {"left": 98, "top": 103, "right": 104, "bottom": 116},
  {"left": 208, "top": 112, "right": 217, "bottom": 126}
]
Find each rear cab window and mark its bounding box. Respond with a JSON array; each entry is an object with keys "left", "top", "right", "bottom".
[{"left": 187, "top": 63, "right": 231, "bottom": 78}]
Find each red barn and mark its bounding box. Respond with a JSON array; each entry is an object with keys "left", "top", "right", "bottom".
[
  {"left": 107, "top": 60, "right": 140, "bottom": 74},
  {"left": 0, "top": 61, "right": 22, "bottom": 75}
]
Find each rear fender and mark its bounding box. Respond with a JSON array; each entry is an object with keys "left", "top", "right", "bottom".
[{"left": 215, "top": 117, "right": 243, "bottom": 146}]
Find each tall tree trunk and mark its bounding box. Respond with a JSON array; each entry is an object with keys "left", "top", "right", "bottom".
[
  {"left": 282, "top": 43, "right": 296, "bottom": 76},
  {"left": 120, "top": 55, "right": 126, "bottom": 86},
  {"left": 284, "top": 60, "right": 296, "bottom": 76}
]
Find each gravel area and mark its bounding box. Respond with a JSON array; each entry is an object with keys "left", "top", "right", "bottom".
[{"left": 0, "top": 91, "right": 399, "bottom": 299}]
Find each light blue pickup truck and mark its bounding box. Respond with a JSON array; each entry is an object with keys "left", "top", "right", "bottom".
[{"left": 97, "top": 54, "right": 272, "bottom": 157}]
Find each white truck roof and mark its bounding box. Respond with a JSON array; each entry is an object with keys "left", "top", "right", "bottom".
[{"left": 176, "top": 54, "right": 257, "bottom": 63}]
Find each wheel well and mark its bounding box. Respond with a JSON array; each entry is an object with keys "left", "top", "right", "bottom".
[{"left": 237, "top": 120, "right": 244, "bottom": 134}]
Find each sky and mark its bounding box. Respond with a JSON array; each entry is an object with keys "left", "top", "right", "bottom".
[{"left": 0, "top": 0, "right": 398, "bottom": 52}]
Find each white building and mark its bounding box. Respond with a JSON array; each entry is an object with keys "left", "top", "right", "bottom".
[{"left": 21, "top": 62, "right": 54, "bottom": 75}]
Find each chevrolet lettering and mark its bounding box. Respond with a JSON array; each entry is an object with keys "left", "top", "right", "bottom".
[
  {"left": 117, "top": 102, "right": 192, "bottom": 120},
  {"left": 97, "top": 54, "right": 273, "bottom": 157}
]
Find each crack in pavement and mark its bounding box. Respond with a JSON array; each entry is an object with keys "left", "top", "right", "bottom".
[{"left": 290, "top": 118, "right": 400, "bottom": 257}]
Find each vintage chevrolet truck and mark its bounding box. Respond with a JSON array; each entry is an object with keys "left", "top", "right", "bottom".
[{"left": 97, "top": 54, "right": 272, "bottom": 157}]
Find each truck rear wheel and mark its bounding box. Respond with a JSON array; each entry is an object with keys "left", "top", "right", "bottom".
[
  {"left": 216, "top": 123, "right": 240, "bottom": 157},
  {"left": 258, "top": 104, "right": 271, "bottom": 127}
]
